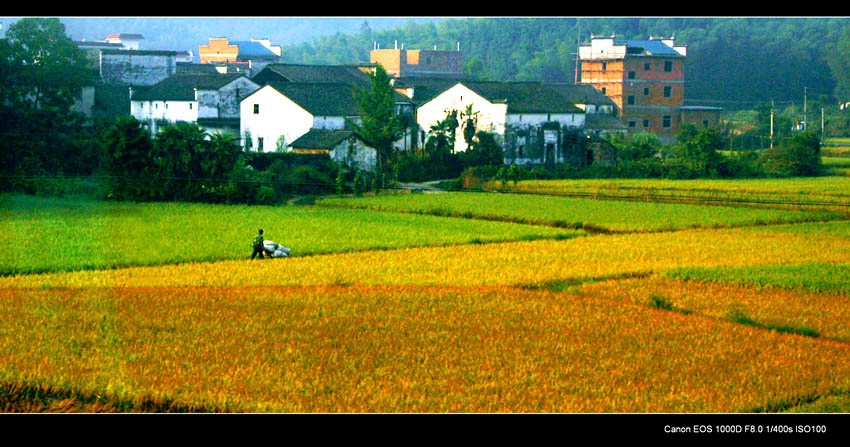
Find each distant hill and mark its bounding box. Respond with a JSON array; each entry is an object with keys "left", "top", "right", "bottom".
[{"left": 51, "top": 17, "right": 444, "bottom": 57}]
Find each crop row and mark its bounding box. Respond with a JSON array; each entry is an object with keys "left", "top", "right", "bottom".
[
  {"left": 485, "top": 177, "right": 850, "bottom": 212},
  {"left": 5, "top": 225, "right": 850, "bottom": 289},
  {"left": 0, "top": 194, "right": 579, "bottom": 276},
  {"left": 318, "top": 192, "right": 840, "bottom": 232}
]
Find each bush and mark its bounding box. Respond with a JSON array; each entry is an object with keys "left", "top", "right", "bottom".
[
  {"left": 286, "top": 165, "right": 335, "bottom": 195},
  {"left": 759, "top": 131, "right": 822, "bottom": 177}
]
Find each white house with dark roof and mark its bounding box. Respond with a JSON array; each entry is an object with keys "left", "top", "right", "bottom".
[
  {"left": 289, "top": 129, "right": 377, "bottom": 172},
  {"left": 416, "top": 80, "right": 587, "bottom": 165},
  {"left": 239, "top": 82, "right": 364, "bottom": 153},
  {"left": 131, "top": 72, "right": 260, "bottom": 135},
  {"left": 240, "top": 79, "right": 415, "bottom": 154}
]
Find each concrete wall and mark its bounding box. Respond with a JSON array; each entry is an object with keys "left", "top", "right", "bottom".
[
  {"left": 329, "top": 138, "right": 377, "bottom": 172},
  {"left": 101, "top": 51, "right": 177, "bottom": 86},
  {"left": 196, "top": 77, "right": 260, "bottom": 120}
]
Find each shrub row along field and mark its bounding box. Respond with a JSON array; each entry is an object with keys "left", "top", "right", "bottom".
[
  {"left": 2, "top": 285, "right": 849, "bottom": 413},
  {"left": 0, "top": 194, "right": 580, "bottom": 276},
  {"left": 485, "top": 176, "right": 850, "bottom": 211},
  {"left": 317, "top": 191, "right": 840, "bottom": 232}
]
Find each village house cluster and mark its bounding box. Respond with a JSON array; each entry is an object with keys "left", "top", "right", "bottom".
[{"left": 72, "top": 33, "right": 722, "bottom": 172}]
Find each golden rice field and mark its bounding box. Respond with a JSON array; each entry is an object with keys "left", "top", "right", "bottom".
[
  {"left": 5, "top": 225, "right": 850, "bottom": 289},
  {"left": 486, "top": 176, "right": 850, "bottom": 211},
  {"left": 575, "top": 276, "right": 850, "bottom": 341},
  {"left": 2, "top": 285, "right": 850, "bottom": 413},
  {"left": 3, "top": 192, "right": 850, "bottom": 413}
]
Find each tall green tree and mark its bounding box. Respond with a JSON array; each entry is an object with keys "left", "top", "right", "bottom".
[
  {"left": 3, "top": 18, "right": 89, "bottom": 112},
  {"left": 826, "top": 27, "right": 850, "bottom": 104},
  {"left": 349, "top": 64, "right": 405, "bottom": 183},
  {"left": 101, "top": 116, "right": 156, "bottom": 200}
]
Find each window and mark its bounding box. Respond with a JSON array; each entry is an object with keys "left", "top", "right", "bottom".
[
  {"left": 628, "top": 121, "right": 636, "bottom": 128},
  {"left": 189, "top": 103, "right": 193, "bottom": 110},
  {"left": 644, "top": 87, "right": 650, "bottom": 96},
  {"left": 628, "top": 71, "right": 635, "bottom": 79},
  {"left": 627, "top": 96, "right": 635, "bottom": 105},
  {"left": 518, "top": 145, "right": 524, "bottom": 157},
  {"left": 644, "top": 62, "right": 651, "bottom": 71},
  {"left": 601, "top": 87, "right": 606, "bottom": 95},
  {"left": 643, "top": 120, "right": 650, "bottom": 128},
  {"left": 663, "top": 115, "right": 671, "bottom": 128},
  {"left": 703, "top": 120, "right": 710, "bottom": 127},
  {"left": 664, "top": 86, "right": 672, "bottom": 98},
  {"left": 602, "top": 62, "right": 607, "bottom": 71},
  {"left": 253, "top": 104, "right": 260, "bottom": 114},
  {"left": 257, "top": 137, "right": 264, "bottom": 151},
  {"left": 664, "top": 61, "right": 673, "bottom": 72}
]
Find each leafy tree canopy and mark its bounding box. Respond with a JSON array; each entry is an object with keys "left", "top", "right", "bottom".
[{"left": 2, "top": 17, "right": 89, "bottom": 112}]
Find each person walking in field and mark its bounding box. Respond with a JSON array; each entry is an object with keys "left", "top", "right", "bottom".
[{"left": 251, "top": 229, "right": 265, "bottom": 260}]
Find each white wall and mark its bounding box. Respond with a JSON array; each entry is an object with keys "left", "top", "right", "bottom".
[
  {"left": 416, "top": 83, "right": 508, "bottom": 153},
  {"left": 329, "top": 138, "right": 377, "bottom": 172},
  {"left": 131, "top": 99, "right": 199, "bottom": 133},
  {"left": 505, "top": 112, "right": 585, "bottom": 129},
  {"left": 240, "top": 85, "right": 314, "bottom": 152}
]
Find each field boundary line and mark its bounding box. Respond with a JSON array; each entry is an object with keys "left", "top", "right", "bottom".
[
  {"left": 481, "top": 186, "right": 850, "bottom": 213},
  {"left": 316, "top": 199, "right": 848, "bottom": 234}
]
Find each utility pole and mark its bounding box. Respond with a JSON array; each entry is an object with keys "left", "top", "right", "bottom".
[
  {"left": 574, "top": 20, "right": 581, "bottom": 85},
  {"left": 770, "top": 100, "right": 774, "bottom": 149},
  {"left": 804, "top": 86, "right": 808, "bottom": 131}
]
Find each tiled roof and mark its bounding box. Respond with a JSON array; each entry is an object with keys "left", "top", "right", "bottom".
[
  {"left": 289, "top": 128, "right": 360, "bottom": 150},
  {"left": 101, "top": 49, "right": 177, "bottom": 56},
  {"left": 407, "top": 79, "right": 586, "bottom": 114},
  {"left": 266, "top": 82, "right": 363, "bottom": 116},
  {"left": 258, "top": 79, "right": 413, "bottom": 117},
  {"left": 585, "top": 113, "right": 627, "bottom": 130},
  {"left": 391, "top": 77, "right": 471, "bottom": 104},
  {"left": 622, "top": 39, "right": 683, "bottom": 56},
  {"left": 461, "top": 81, "right": 585, "bottom": 114},
  {"left": 74, "top": 40, "right": 123, "bottom": 49},
  {"left": 252, "top": 64, "right": 372, "bottom": 88},
  {"left": 231, "top": 41, "right": 278, "bottom": 57},
  {"left": 176, "top": 63, "right": 220, "bottom": 74},
  {"left": 131, "top": 73, "right": 246, "bottom": 101},
  {"left": 106, "top": 33, "right": 144, "bottom": 40},
  {"left": 545, "top": 83, "right": 616, "bottom": 108}
]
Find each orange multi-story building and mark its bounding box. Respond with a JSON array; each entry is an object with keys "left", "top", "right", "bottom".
[
  {"left": 370, "top": 43, "right": 462, "bottom": 78},
  {"left": 199, "top": 37, "right": 282, "bottom": 75},
  {"left": 579, "top": 36, "right": 693, "bottom": 142}
]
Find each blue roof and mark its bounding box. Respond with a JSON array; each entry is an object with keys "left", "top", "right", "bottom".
[
  {"left": 231, "top": 41, "right": 277, "bottom": 57},
  {"left": 623, "top": 39, "right": 682, "bottom": 56}
]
